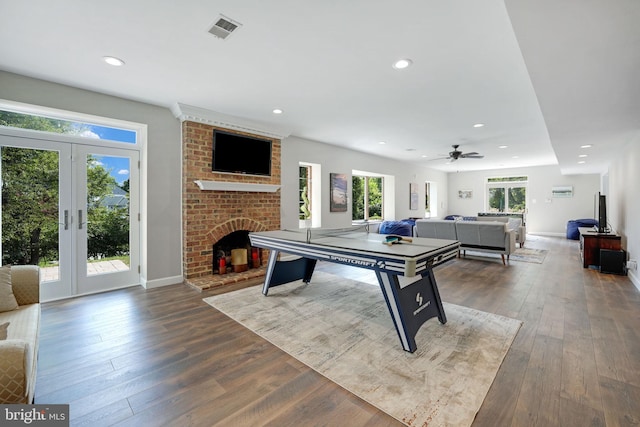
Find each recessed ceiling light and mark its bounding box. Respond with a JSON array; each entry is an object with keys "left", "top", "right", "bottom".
[
  {"left": 392, "top": 59, "right": 412, "bottom": 70},
  {"left": 272, "top": 109, "right": 283, "bottom": 114},
  {"left": 498, "top": 145, "right": 508, "bottom": 149},
  {"left": 580, "top": 144, "right": 592, "bottom": 148},
  {"left": 473, "top": 123, "right": 485, "bottom": 128},
  {"left": 379, "top": 141, "right": 386, "bottom": 145},
  {"left": 579, "top": 154, "right": 588, "bottom": 158},
  {"left": 578, "top": 161, "right": 586, "bottom": 164},
  {"left": 421, "top": 155, "right": 428, "bottom": 158},
  {"left": 512, "top": 156, "right": 519, "bottom": 159},
  {"left": 103, "top": 56, "right": 125, "bottom": 66}
]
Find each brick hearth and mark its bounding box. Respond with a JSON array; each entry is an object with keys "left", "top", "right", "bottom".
[
  {"left": 185, "top": 266, "right": 267, "bottom": 291},
  {"left": 181, "top": 120, "right": 281, "bottom": 290}
]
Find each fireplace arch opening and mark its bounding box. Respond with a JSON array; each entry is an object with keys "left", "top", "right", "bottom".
[{"left": 213, "top": 230, "right": 262, "bottom": 274}]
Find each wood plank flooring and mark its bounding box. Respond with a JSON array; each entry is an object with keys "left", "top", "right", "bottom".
[{"left": 35, "top": 235, "right": 640, "bottom": 426}]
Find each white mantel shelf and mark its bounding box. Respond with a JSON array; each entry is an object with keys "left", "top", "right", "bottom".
[{"left": 194, "top": 180, "right": 280, "bottom": 193}]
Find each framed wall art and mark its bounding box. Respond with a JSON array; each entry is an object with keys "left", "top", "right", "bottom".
[
  {"left": 410, "top": 182, "right": 419, "bottom": 210},
  {"left": 552, "top": 185, "right": 573, "bottom": 198},
  {"left": 458, "top": 189, "right": 473, "bottom": 199},
  {"left": 330, "top": 173, "right": 348, "bottom": 212}
]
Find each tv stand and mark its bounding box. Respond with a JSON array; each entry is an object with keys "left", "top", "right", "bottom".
[{"left": 578, "top": 227, "right": 621, "bottom": 268}]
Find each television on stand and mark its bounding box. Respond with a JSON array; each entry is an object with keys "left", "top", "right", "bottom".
[{"left": 595, "top": 192, "right": 608, "bottom": 233}]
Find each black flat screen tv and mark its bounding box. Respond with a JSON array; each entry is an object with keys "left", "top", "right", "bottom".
[
  {"left": 212, "top": 130, "right": 272, "bottom": 176},
  {"left": 595, "top": 192, "right": 607, "bottom": 233}
]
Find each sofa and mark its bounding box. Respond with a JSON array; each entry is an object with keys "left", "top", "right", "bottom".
[
  {"left": 477, "top": 213, "right": 526, "bottom": 247},
  {"left": 414, "top": 219, "right": 516, "bottom": 265},
  {"left": 0, "top": 265, "right": 40, "bottom": 404}
]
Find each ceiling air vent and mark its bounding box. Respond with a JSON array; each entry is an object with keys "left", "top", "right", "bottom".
[{"left": 208, "top": 15, "right": 242, "bottom": 40}]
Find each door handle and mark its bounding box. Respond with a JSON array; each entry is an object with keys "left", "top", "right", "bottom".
[
  {"left": 64, "top": 210, "right": 69, "bottom": 230},
  {"left": 78, "top": 210, "right": 83, "bottom": 230}
]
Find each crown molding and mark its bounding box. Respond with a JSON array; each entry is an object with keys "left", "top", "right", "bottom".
[{"left": 171, "top": 103, "right": 291, "bottom": 140}]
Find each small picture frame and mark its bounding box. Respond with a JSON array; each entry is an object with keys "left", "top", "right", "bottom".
[
  {"left": 552, "top": 186, "right": 573, "bottom": 198},
  {"left": 458, "top": 190, "right": 473, "bottom": 199}
]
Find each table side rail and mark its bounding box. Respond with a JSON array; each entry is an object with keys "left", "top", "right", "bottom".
[{"left": 250, "top": 234, "right": 459, "bottom": 277}]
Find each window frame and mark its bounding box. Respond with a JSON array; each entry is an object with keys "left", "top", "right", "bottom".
[
  {"left": 485, "top": 175, "right": 528, "bottom": 213},
  {"left": 352, "top": 173, "right": 384, "bottom": 222},
  {"left": 0, "top": 99, "right": 143, "bottom": 148}
]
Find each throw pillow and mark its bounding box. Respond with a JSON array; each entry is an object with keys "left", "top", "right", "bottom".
[
  {"left": 0, "top": 322, "right": 9, "bottom": 340},
  {"left": 0, "top": 266, "right": 19, "bottom": 313}
]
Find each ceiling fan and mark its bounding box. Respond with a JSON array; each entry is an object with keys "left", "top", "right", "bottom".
[{"left": 432, "top": 145, "right": 484, "bottom": 162}]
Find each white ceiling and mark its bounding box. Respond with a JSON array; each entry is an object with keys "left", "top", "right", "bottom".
[{"left": 1, "top": 0, "right": 638, "bottom": 174}]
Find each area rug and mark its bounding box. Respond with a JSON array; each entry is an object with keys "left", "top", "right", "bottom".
[
  {"left": 463, "top": 247, "right": 547, "bottom": 264},
  {"left": 204, "top": 272, "right": 522, "bottom": 426}
]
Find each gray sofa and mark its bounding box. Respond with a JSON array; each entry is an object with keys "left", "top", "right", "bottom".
[
  {"left": 474, "top": 215, "right": 526, "bottom": 247},
  {"left": 414, "top": 219, "right": 516, "bottom": 265}
]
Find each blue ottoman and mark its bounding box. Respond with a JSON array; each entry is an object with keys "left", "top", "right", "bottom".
[
  {"left": 566, "top": 218, "right": 598, "bottom": 240},
  {"left": 379, "top": 221, "right": 413, "bottom": 237}
]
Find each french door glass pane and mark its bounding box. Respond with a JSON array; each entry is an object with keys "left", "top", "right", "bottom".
[
  {"left": 1, "top": 147, "right": 60, "bottom": 281},
  {"left": 508, "top": 187, "right": 526, "bottom": 213},
  {"left": 86, "top": 154, "right": 130, "bottom": 276},
  {"left": 489, "top": 187, "right": 506, "bottom": 212}
]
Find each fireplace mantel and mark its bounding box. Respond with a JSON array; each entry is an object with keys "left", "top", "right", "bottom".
[{"left": 194, "top": 180, "right": 280, "bottom": 193}]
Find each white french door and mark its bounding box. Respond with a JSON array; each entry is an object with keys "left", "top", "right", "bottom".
[
  {"left": 75, "top": 145, "right": 139, "bottom": 296},
  {"left": 1, "top": 130, "right": 140, "bottom": 300}
]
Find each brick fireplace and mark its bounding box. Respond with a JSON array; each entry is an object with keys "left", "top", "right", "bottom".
[{"left": 181, "top": 120, "right": 282, "bottom": 291}]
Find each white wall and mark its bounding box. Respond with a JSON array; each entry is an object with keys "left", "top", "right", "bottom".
[
  {"left": 608, "top": 141, "right": 640, "bottom": 289},
  {"left": 447, "top": 165, "right": 600, "bottom": 235},
  {"left": 281, "top": 136, "right": 448, "bottom": 230},
  {"left": 0, "top": 71, "right": 183, "bottom": 287}
]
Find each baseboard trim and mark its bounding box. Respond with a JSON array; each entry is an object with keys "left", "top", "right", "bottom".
[
  {"left": 628, "top": 270, "right": 640, "bottom": 292},
  {"left": 528, "top": 232, "right": 566, "bottom": 237},
  {"left": 142, "top": 274, "right": 184, "bottom": 289}
]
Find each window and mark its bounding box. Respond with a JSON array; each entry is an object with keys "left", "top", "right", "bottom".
[
  {"left": 0, "top": 108, "right": 138, "bottom": 144},
  {"left": 298, "top": 162, "right": 320, "bottom": 228},
  {"left": 486, "top": 176, "right": 527, "bottom": 213},
  {"left": 424, "top": 181, "right": 438, "bottom": 218},
  {"left": 352, "top": 174, "right": 383, "bottom": 221},
  {"left": 299, "top": 165, "right": 311, "bottom": 221}
]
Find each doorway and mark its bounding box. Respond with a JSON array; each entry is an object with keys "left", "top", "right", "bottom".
[{"left": 1, "top": 130, "right": 140, "bottom": 300}]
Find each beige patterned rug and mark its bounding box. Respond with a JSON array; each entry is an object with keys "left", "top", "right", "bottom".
[
  {"left": 204, "top": 272, "right": 522, "bottom": 426},
  {"left": 463, "top": 247, "right": 548, "bottom": 264}
]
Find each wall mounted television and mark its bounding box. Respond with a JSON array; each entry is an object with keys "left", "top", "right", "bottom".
[{"left": 212, "top": 130, "right": 272, "bottom": 176}]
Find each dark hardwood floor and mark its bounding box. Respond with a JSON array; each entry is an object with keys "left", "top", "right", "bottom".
[{"left": 35, "top": 235, "right": 640, "bottom": 426}]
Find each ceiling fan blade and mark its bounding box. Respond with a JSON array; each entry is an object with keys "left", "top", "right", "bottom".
[
  {"left": 428, "top": 156, "right": 451, "bottom": 161},
  {"left": 461, "top": 151, "right": 479, "bottom": 156},
  {"left": 460, "top": 154, "right": 484, "bottom": 159}
]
